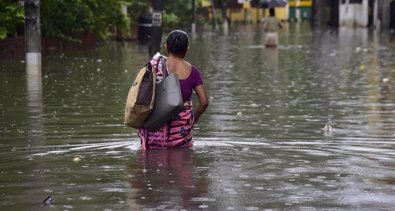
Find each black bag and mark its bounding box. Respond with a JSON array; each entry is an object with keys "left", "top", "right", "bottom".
[{"left": 143, "top": 58, "right": 185, "bottom": 131}]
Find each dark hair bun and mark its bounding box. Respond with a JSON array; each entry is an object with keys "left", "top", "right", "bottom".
[{"left": 166, "top": 30, "right": 189, "bottom": 57}]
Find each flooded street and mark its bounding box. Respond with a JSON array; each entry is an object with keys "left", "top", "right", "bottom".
[{"left": 1, "top": 23, "right": 395, "bottom": 210}]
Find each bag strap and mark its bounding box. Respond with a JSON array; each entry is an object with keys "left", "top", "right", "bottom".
[
  {"left": 145, "top": 55, "right": 162, "bottom": 73},
  {"left": 160, "top": 57, "right": 169, "bottom": 77},
  {"left": 143, "top": 56, "right": 162, "bottom": 146},
  {"left": 146, "top": 61, "right": 152, "bottom": 71},
  {"left": 159, "top": 58, "right": 170, "bottom": 90},
  {"left": 155, "top": 56, "right": 163, "bottom": 74}
]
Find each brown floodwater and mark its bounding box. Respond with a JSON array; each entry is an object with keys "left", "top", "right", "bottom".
[{"left": 1, "top": 23, "right": 395, "bottom": 210}]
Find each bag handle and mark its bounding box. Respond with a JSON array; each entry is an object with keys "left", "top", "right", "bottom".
[
  {"left": 160, "top": 57, "right": 168, "bottom": 77},
  {"left": 159, "top": 57, "right": 169, "bottom": 90},
  {"left": 153, "top": 55, "right": 162, "bottom": 73},
  {"left": 145, "top": 55, "right": 162, "bottom": 73}
]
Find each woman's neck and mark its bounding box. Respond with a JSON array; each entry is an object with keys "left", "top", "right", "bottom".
[
  {"left": 166, "top": 56, "right": 185, "bottom": 72},
  {"left": 167, "top": 55, "right": 184, "bottom": 63},
  {"left": 166, "top": 55, "right": 192, "bottom": 79}
]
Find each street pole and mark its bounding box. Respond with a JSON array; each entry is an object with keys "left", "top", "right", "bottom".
[
  {"left": 192, "top": 0, "right": 196, "bottom": 35},
  {"left": 210, "top": 0, "right": 217, "bottom": 30},
  {"left": 295, "top": 0, "right": 300, "bottom": 22},
  {"left": 25, "top": 0, "right": 43, "bottom": 155},
  {"left": 150, "top": 0, "right": 164, "bottom": 57},
  {"left": 25, "top": 0, "right": 41, "bottom": 75},
  {"left": 218, "top": 0, "right": 228, "bottom": 35}
]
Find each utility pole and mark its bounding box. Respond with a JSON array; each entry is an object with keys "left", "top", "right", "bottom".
[
  {"left": 218, "top": 0, "right": 229, "bottom": 34},
  {"left": 24, "top": 0, "right": 43, "bottom": 152},
  {"left": 295, "top": 0, "right": 300, "bottom": 22},
  {"left": 192, "top": 0, "right": 196, "bottom": 35},
  {"left": 25, "top": 0, "right": 41, "bottom": 75},
  {"left": 210, "top": 0, "right": 217, "bottom": 30},
  {"left": 150, "top": 0, "right": 164, "bottom": 57}
]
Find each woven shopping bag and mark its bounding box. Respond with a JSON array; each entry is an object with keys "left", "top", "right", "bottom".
[{"left": 124, "top": 63, "right": 156, "bottom": 128}]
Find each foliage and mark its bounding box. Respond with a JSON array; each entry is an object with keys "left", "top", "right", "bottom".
[
  {"left": 0, "top": 0, "right": 240, "bottom": 42},
  {"left": 127, "top": 0, "right": 149, "bottom": 27},
  {"left": 0, "top": 1, "right": 24, "bottom": 40},
  {"left": 128, "top": 0, "right": 192, "bottom": 28},
  {"left": 127, "top": 0, "right": 193, "bottom": 30},
  {"left": 41, "top": 0, "right": 130, "bottom": 41},
  {"left": 163, "top": 12, "right": 180, "bottom": 29},
  {"left": 164, "top": 0, "right": 193, "bottom": 29}
]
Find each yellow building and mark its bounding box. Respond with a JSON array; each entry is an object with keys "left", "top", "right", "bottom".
[
  {"left": 288, "top": 0, "right": 312, "bottom": 21},
  {"left": 262, "top": 7, "right": 288, "bottom": 20},
  {"left": 201, "top": 1, "right": 309, "bottom": 24},
  {"left": 223, "top": 0, "right": 312, "bottom": 23},
  {"left": 227, "top": 2, "right": 288, "bottom": 23}
]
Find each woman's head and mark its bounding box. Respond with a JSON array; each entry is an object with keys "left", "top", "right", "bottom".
[
  {"left": 269, "top": 8, "right": 275, "bottom": 17},
  {"left": 165, "top": 30, "right": 189, "bottom": 58}
]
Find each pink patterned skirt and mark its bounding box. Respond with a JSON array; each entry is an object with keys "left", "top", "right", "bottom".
[
  {"left": 138, "top": 99, "right": 194, "bottom": 150},
  {"left": 137, "top": 53, "right": 194, "bottom": 150}
]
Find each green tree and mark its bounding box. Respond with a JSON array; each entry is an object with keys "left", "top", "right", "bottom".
[
  {"left": 0, "top": 1, "right": 24, "bottom": 40},
  {"left": 127, "top": 0, "right": 149, "bottom": 27},
  {"left": 128, "top": 0, "right": 199, "bottom": 30},
  {"left": 41, "top": 0, "right": 129, "bottom": 41},
  {"left": 164, "top": 0, "right": 192, "bottom": 29}
]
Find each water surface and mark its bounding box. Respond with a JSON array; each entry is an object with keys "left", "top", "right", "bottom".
[{"left": 1, "top": 23, "right": 395, "bottom": 210}]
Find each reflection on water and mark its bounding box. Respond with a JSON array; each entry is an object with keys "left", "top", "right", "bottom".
[
  {"left": 1, "top": 23, "right": 395, "bottom": 209},
  {"left": 26, "top": 73, "right": 43, "bottom": 144},
  {"left": 127, "top": 149, "right": 210, "bottom": 210},
  {"left": 26, "top": 73, "right": 47, "bottom": 206},
  {"left": 264, "top": 47, "right": 278, "bottom": 70}
]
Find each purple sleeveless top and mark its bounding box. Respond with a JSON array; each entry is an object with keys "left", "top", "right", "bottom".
[{"left": 179, "top": 65, "right": 203, "bottom": 101}]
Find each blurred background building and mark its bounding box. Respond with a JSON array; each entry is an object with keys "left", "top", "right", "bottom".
[
  {"left": 198, "top": 0, "right": 394, "bottom": 32},
  {"left": 312, "top": 0, "right": 395, "bottom": 31}
]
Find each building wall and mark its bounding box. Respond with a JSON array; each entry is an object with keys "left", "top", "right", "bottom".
[
  {"left": 289, "top": 6, "right": 312, "bottom": 20},
  {"left": 227, "top": 7, "right": 288, "bottom": 23},
  {"left": 227, "top": 8, "right": 263, "bottom": 23},
  {"left": 264, "top": 7, "right": 288, "bottom": 20},
  {"left": 289, "top": 0, "right": 312, "bottom": 21},
  {"left": 339, "top": 0, "right": 369, "bottom": 27}
]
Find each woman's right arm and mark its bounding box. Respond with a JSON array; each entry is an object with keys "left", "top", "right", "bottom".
[{"left": 193, "top": 84, "right": 209, "bottom": 124}]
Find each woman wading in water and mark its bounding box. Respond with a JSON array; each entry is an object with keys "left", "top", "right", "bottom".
[{"left": 138, "top": 30, "right": 209, "bottom": 150}]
